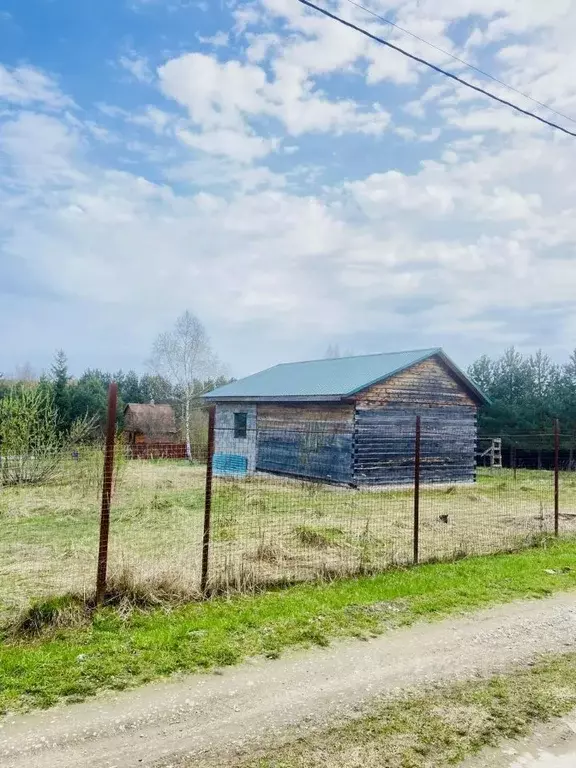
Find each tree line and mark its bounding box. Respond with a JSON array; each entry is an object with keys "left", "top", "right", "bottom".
[
  {"left": 0, "top": 352, "right": 229, "bottom": 435},
  {"left": 0, "top": 312, "right": 230, "bottom": 454},
  {"left": 468, "top": 348, "right": 576, "bottom": 449}
]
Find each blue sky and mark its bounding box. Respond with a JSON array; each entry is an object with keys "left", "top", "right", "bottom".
[{"left": 1, "top": 0, "right": 576, "bottom": 379}]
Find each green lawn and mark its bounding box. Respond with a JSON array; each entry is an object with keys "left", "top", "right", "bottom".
[
  {"left": 235, "top": 652, "right": 576, "bottom": 768},
  {"left": 1, "top": 454, "right": 574, "bottom": 620},
  {"left": 2, "top": 538, "right": 576, "bottom": 715}
]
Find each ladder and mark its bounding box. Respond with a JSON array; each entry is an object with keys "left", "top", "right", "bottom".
[
  {"left": 491, "top": 438, "right": 503, "bottom": 468},
  {"left": 480, "top": 438, "right": 502, "bottom": 468}
]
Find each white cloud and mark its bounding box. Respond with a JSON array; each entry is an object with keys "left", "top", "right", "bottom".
[
  {"left": 129, "top": 105, "right": 175, "bottom": 134},
  {"left": 165, "top": 157, "right": 287, "bottom": 190},
  {"left": 3, "top": 99, "right": 576, "bottom": 364},
  {"left": 366, "top": 46, "right": 419, "bottom": 85},
  {"left": 0, "top": 112, "right": 85, "bottom": 187},
  {"left": 467, "top": 0, "right": 571, "bottom": 45},
  {"left": 395, "top": 125, "right": 441, "bottom": 143},
  {"left": 119, "top": 53, "right": 154, "bottom": 84},
  {"left": 198, "top": 31, "right": 229, "bottom": 47},
  {"left": 0, "top": 64, "right": 73, "bottom": 108},
  {"left": 159, "top": 53, "right": 268, "bottom": 131},
  {"left": 345, "top": 146, "right": 546, "bottom": 224},
  {"left": 251, "top": 0, "right": 465, "bottom": 90},
  {"left": 96, "top": 102, "right": 131, "bottom": 119},
  {"left": 176, "top": 127, "right": 278, "bottom": 162},
  {"left": 246, "top": 33, "right": 281, "bottom": 63},
  {"left": 4, "top": 0, "right": 576, "bottom": 375},
  {"left": 158, "top": 51, "right": 391, "bottom": 142},
  {"left": 442, "top": 106, "right": 546, "bottom": 135}
]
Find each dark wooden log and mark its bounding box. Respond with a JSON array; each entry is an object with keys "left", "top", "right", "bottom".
[
  {"left": 353, "top": 402, "right": 477, "bottom": 485},
  {"left": 256, "top": 428, "right": 353, "bottom": 484}
]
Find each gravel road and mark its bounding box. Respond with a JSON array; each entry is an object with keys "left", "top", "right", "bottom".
[{"left": 2, "top": 593, "right": 576, "bottom": 768}]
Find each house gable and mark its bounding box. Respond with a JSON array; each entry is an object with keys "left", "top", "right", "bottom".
[{"left": 353, "top": 355, "right": 477, "bottom": 408}]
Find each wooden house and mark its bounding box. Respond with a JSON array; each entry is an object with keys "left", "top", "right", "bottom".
[
  {"left": 204, "top": 348, "right": 488, "bottom": 486},
  {"left": 124, "top": 404, "right": 179, "bottom": 446}
]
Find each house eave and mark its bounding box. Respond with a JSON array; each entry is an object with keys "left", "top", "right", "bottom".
[{"left": 204, "top": 395, "right": 344, "bottom": 404}]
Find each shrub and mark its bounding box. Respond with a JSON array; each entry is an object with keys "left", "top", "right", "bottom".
[{"left": 0, "top": 386, "right": 97, "bottom": 486}]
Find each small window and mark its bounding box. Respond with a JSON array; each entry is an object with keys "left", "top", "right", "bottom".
[{"left": 234, "top": 412, "right": 248, "bottom": 439}]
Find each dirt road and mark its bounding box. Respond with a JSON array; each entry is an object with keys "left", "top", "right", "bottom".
[{"left": 2, "top": 593, "right": 576, "bottom": 768}]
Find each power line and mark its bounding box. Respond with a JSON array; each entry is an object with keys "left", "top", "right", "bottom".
[
  {"left": 297, "top": 0, "right": 576, "bottom": 139},
  {"left": 342, "top": 0, "right": 576, "bottom": 127}
]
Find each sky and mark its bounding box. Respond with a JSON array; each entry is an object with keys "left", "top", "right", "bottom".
[{"left": 1, "top": 0, "right": 576, "bottom": 379}]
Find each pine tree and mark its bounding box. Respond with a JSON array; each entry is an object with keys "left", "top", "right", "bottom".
[
  {"left": 50, "top": 349, "right": 71, "bottom": 433},
  {"left": 69, "top": 373, "right": 108, "bottom": 430},
  {"left": 120, "top": 371, "right": 144, "bottom": 404}
]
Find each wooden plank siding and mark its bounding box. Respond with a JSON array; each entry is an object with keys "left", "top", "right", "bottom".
[
  {"left": 357, "top": 357, "right": 476, "bottom": 408},
  {"left": 353, "top": 406, "right": 477, "bottom": 485},
  {"left": 258, "top": 404, "right": 355, "bottom": 425},
  {"left": 256, "top": 404, "right": 355, "bottom": 484},
  {"left": 352, "top": 356, "right": 478, "bottom": 485}
]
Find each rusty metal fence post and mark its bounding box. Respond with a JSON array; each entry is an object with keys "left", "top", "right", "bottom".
[
  {"left": 96, "top": 381, "right": 118, "bottom": 605},
  {"left": 200, "top": 406, "right": 216, "bottom": 595},
  {"left": 413, "top": 415, "right": 421, "bottom": 565},
  {"left": 554, "top": 418, "right": 560, "bottom": 537}
]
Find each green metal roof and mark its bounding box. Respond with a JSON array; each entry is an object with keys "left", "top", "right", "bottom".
[{"left": 205, "top": 348, "right": 488, "bottom": 404}]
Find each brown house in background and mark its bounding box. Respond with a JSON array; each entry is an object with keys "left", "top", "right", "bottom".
[{"left": 124, "top": 403, "right": 186, "bottom": 459}]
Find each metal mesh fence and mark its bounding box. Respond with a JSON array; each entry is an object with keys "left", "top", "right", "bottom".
[
  {"left": 207, "top": 425, "right": 415, "bottom": 591},
  {"left": 1, "top": 415, "right": 575, "bottom": 623},
  {"left": 207, "top": 461, "right": 415, "bottom": 591},
  {"left": 105, "top": 450, "right": 207, "bottom": 594},
  {"left": 0, "top": 446, "right": 104, "bottom": 621},
  {"left": 419, "top": 433, "right": 559, "bottom": 563}
]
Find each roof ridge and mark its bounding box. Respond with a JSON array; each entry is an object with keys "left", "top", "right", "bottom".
[{"left": 276, "top": 347, "right": 442, "bottom": 367}]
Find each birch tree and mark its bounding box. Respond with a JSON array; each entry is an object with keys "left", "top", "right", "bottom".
[{"left": 149, "top": 312, "right": 221, "bottom": 459}]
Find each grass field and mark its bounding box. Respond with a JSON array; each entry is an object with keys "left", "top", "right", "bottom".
[{"left": 1, "top": 454, "right": 575, "bottom": 620}]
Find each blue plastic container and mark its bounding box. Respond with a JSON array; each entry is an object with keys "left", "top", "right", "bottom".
[{"left": 213, "top": 453, "right": 248, "bottom": 477}]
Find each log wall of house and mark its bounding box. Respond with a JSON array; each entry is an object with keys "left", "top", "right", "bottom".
[
  {"left": 256, "top": 403, "right": 355, "bottom": 484},
  {"left": 353, "top": 357, "right": 478, "bottom": 485}
]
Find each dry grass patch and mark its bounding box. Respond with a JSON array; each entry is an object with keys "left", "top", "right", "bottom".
[
  {"left": 294, "top": 525, "right": 346, "bottom": 549},
  {"left": 2, "top": 460, "right": 576, "bottom": 620},
  {"left": 233, "top": 654, "right": 576, "bottom": 768}
]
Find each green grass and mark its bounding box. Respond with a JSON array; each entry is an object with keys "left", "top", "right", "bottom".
[
  {"left": 2, "top": 538, "right": 576, "bottom": 715},
  {"left": 236, "top": 652, "right": 576, "bottom": 768}
]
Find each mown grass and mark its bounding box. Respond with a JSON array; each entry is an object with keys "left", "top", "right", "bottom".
[
  {"left": 2, "top": 538, "right": 576, "bottom": 715},
  {"left": 236, "top": 653, "right": 576, "bottom": 768},
  {"left": 2, "top": 457, "right": 575, "bottom": 619}
]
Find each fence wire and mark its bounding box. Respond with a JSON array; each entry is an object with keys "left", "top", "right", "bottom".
[
  {"left": 1, "top": 420, "right": 575, "bottom": 622},
  {"left": 105, "top": 448, "right": 207, "bottom": 596},
  {"left": 0, "top": 446, "right": 105, "bottom": 620}
]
